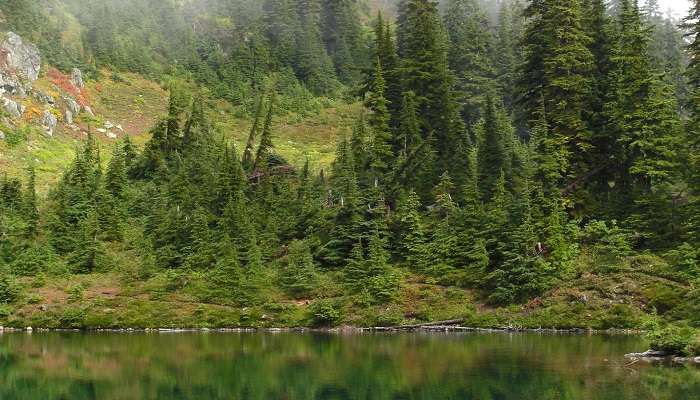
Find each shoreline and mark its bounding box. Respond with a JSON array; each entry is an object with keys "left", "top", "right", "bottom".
[{"left": 0, "top": 325, "right": 644, "bottom": 335}]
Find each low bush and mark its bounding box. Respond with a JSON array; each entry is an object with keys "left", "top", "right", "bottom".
[
  {"left": 646, "top": 323, "right": 698, "bottom": 356},
  {"left": 309, "top": 299, "right": 342, "bottom": 327}
]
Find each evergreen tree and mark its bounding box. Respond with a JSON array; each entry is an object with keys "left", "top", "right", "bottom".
[
  {"left": 477, "top": 96, "right": 507, "bottom": 200},
  {"left": 684, "top": 0, "right": 700, "bottom": 243},
  {"left": 279, "top": 239, "right": 318, "bottom": 298},
  {"left": 23, "top": 166, "right": 39, "bottom": 238},
  {"left": 105, "top": 145, "right": 128, "bottom": 200},
  {"left": 604, "top": 0, "right": 681, "bottom": 228},
  {"left": 243, "top": 95, "right": 265, "bottom": 171},
  {"left": 253, "top": 99, "right": 276, "bottom": 172},
  {"left": 367, "top": 58, "right": 394, "bottom": 180},
  {"left": 444, "top": 0, "right": 496, "bottom": 125},
  {"left": 373, "top": 12, "right": 403, "bottom": 128},
  {"left": 495, "top": 0, "right": 526, "bottom": 114},
  {"left": 398, "top": 0, "right": 459, "bottom": 175},
  {"left": 519, "top": 0, "right": 594, "bottom": 184}
]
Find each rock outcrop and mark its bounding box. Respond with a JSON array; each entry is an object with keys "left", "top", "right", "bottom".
[
  {"left": 34, "top": 90, "right": 55, "bottom": 105},
  {"left": 71, "top": 68, "right": 84, "bottom": 88},
  {"left": 0, "top": 32, "right": 41, "bottom": 82},
  {"left": 2, "top": 96, "right": 24, "bottom": 118},
  {"left": 42, "top": 110, "right": 57, "bottom": 136},
  {"left": 63, "top": 96, "right": 81, "bottom": 115}
]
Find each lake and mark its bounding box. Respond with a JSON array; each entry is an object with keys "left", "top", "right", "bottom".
[{"left": 0, "top": 332, "right": 697, "bottom": 399}]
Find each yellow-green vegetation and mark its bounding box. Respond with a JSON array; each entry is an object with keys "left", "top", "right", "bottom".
[
  {"left": 1, "top": 248, "right": 694, "bottom": 331},
  {"left": 1, "top": 69, "right": 361, "bottom": 193}
]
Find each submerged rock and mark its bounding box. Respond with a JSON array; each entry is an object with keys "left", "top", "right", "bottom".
[{"left": 0, "top": 32, "right": 41, "bottom": 82}]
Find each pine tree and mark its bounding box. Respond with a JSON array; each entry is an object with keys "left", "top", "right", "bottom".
[
  {"left": 604, "top": 0, "right": 681, "bottom": 213},
  {"left": 23, "top": 166, "right": 39, "bottom": 238},
  {"left": 207, "top": 233, "right": 246, "bottom": 304},
  {"left": 444, "top": 0, "right": 496, "bottom": 125},
  {"left": 185, "top": 207, "right": 217, "bottom": 270},
  {"left": 263, "top": 0, "right": 301, "bottom": 69},
  {"left": 395, "top": 190, "right": 427, "bottom": 268},
  {"left": 295, "top": 0, "right": 339, "bottom": 94},
  {"left": 321, "top": 0, "right": 367, "bottom": 84},
  {"left": 105, "top": 145, "right": 128, "bottom": 200},
  {"left": 279, "top": 239, "right": 318, "bottom": 298},
  {"left": 683, "top": 0, "right": 700, "bottom": 243},
  {"left": 367, "top": 58, "right": 393, "bottom": 180},
  {"left": 243, "top": 95, "right": 265, "bottom": 171},
  {"left": 519, "top": 0, "right": 594, "bottom": 184},
  {"left": 495, "top": 0, "right": 526, "bottom": 114},
  {"left": 69, "top": 209, "right": 102, "bottom": 273},
  {"left": 477, "top": 96, "right": 507, "bottom": 200},
  {"left": 398, "top": 0, "right": 458, "bottom": 175},
  {"left": 253, "top": 99, "right": 275, "bottom": 172}
]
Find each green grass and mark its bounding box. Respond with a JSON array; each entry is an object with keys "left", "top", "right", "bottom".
[{"left": 2, "top": 70, "right": 358, "bottom": 193}]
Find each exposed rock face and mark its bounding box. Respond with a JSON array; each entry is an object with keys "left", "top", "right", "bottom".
[
  {"left": 64, "top": 109, "right": 73, "bottom": 125},
  {"left": 0, "top": 32, "right": 41, "bottom": 82},
  {"left": 71, "top": 68, "right": 84, "bottom": 88},
  {"left": 0, "top": 72, "right": 23, "bottom": 96},
  {"left": 2, "top": 97, "right": 24, "bottom": 118},
  {"left": 42, "top": 110, "right": 57, "bottom": 136},
  {"left": 34, "top": 90, "right": 55, "bottom": 105},
  {"left": 63, "top": 96, "right": 81, "bottom": 115}
]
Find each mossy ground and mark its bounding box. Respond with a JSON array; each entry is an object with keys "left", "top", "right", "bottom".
[{"left": 2, "top": 251, "right": 691, "bottom": 330}]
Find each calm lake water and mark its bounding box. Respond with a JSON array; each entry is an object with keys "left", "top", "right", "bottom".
[{"left": 0, "top": 332, "right": 698, "bottom": 399}]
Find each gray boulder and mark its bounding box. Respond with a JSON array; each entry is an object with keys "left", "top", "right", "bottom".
[
  {"left": 34, "top": 90, "right": 55, "bottom": 105},
  {"left": 71, "top": 68, "right": 84, "bottom": 88},
  {"left": 42, "top": 110, "right": 57, "bottom": 136},
  {"left": 0, "top": 32, "right": 41, "bottom": 82},
  {"left": 63, "top": 96, "right": 81, "bottom": 115},
  {"left": 64, "top": 109, "right": 73, "bottom": 125},
  {"left": 2, "top": 97, "right": 24, "bottom": 118},
  {"left": 0, "top": 130, "right": 5, "bottom": 140},
  {"left": 0, "top": 72, "right": 22, "bottom": 95}
]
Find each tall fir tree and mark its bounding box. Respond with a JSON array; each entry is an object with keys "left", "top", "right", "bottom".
[
  {"left": 519, "top": 0, "right": 594, "bottom": 186},
  {"left": 444, "top": 0, "right": 496, "bottom": 125}
]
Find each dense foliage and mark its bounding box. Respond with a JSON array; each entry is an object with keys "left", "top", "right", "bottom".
[{"left": 0, "top": 0, "right": 698, "bottom": 336}]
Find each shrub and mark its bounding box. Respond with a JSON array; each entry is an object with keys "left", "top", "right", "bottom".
[
  {"left": 67, "top": 284, "right": 85, "bottom": 303},
  {"left": 59, "top": 307, "right": 86, "bottom": 329},
  {"left": 11, "top": 246, "right": 68, "bottom": 276},
  {"left": 581, "top": 220, "right": 632, "bottom": 259},
  {"left": 687, "top": 334, "right": 700, "bottom": 356},
  {"left": 646, "top": 323, "right": 697, "bottom": 356},
  {"left": 666, "top": 243, "right": 700, "bottom": 282},
  {"left": 0, "top": 275, "right": 20, "bottom": 304},
  {"left": 309, "top": 299, "right": 342, "bottom": 327}
]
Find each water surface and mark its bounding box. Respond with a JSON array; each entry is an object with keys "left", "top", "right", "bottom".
[{"left": 0, "top": 332, "right": 697, "bottom": 399}]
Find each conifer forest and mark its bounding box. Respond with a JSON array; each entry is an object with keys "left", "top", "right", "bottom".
[{"left": 0, "top": 0, "right": 699, "bottom": 355}]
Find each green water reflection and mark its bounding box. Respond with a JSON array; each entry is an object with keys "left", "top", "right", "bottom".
[{"left": 0, "top": 332, "right": 697, "bottom": 399}]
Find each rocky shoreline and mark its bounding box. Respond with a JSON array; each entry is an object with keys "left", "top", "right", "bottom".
[
  {"left": 0, "top": 325, "right": 643, "bottom": 335},
  {"left": 625, "top": 350, "right": 700, "bottom": 365}
]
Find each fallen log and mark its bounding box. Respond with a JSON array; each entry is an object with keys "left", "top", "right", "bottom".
[{"left": 390, "top": 319, "right": 465, "bottom": 330}]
